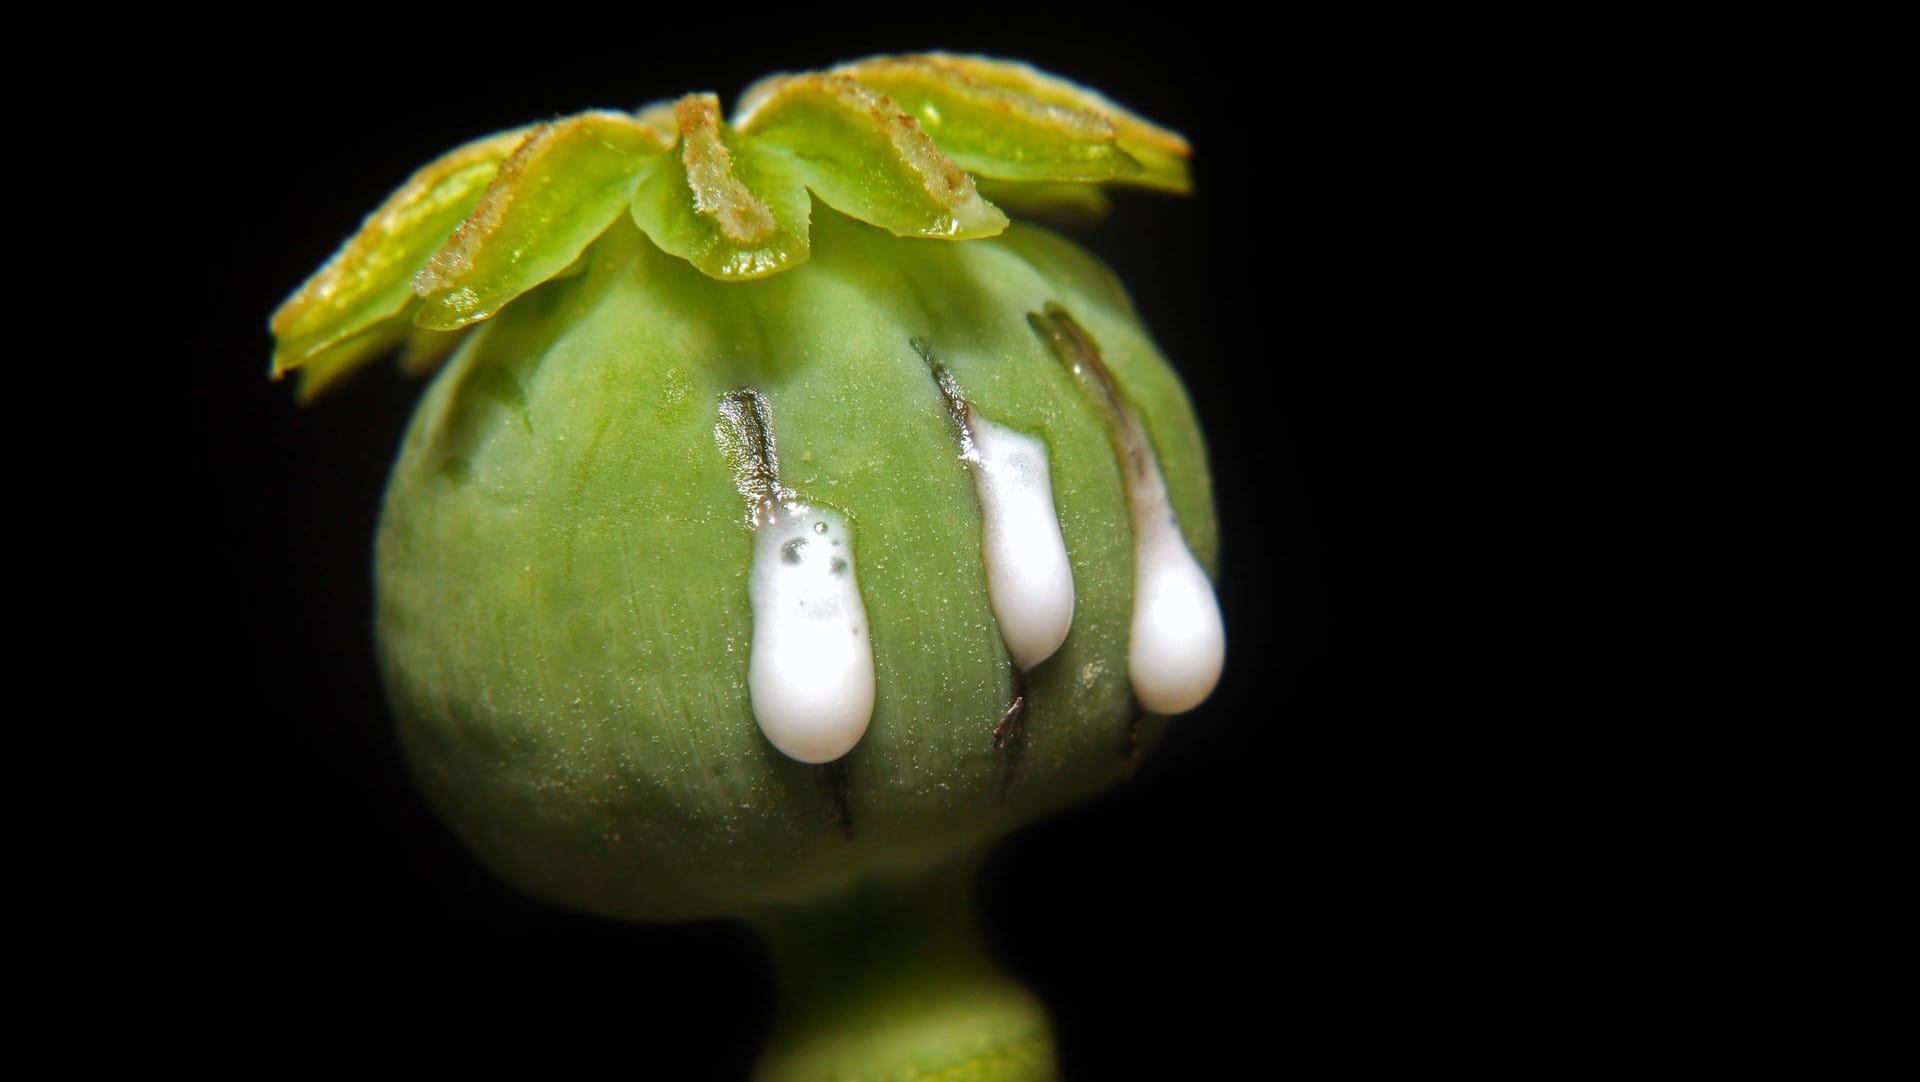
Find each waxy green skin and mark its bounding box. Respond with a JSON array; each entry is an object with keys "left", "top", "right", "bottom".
[{"left": 377, "top": 208, "right": 1217, "bottom": 920}]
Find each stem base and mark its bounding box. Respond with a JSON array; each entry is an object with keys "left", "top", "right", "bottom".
[{"left": 751, "top": 857, "right": 1057, "bottom": 1082}]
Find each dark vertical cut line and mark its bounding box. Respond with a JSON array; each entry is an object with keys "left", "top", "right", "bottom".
[
  {"left": 1029, "top": 304, "right": 1152, "bottom": 753},
  {"left": 993, "top": 671, "right": 1030, "bottom": 799},
  {"left": 1036, "top": 299, "right": 1224, "bottom": 720},
  {"left": 826, "top": 761, "right": 854, "bottom": 840},
  {"left": 910, "top": 335, "right": 977, "bottom": 454},
  {"left": 1033, "top": 303, "right": 1152, "bottom": 486},
  {"left": 716, "top": 389, "right": 852, "bottom": 825},
  {"left": 714, "top": 387, "right": 786, "bottom": 520},
  {"left": 912, "top": 335, "right": 1032, "bottom": 781}
]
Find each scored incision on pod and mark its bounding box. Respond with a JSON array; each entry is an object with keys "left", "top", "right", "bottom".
[
  {"left": 1030, "top": 303, "right": 1225, "bottom": 716},
  {"left": 716, "top": 389, "right": 876, "bottom": 765},
  {"left": 914, "top": 337, "right": 1077, "bottom": 675}
]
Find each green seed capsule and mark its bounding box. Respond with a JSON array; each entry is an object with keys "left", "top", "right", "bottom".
[{"left": 274, "top": 53, "right": 1220, "bottom": 1081}]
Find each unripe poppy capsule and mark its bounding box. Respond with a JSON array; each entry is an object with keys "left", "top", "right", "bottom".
[{"left": 273, "top": 53, "right": 1222, "bottom": 1081}]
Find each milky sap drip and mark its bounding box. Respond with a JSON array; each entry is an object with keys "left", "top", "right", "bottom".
[
  {"left": 746, "top": 502, "right": 874, "bottom": 764},
  {"left": 1121, "top": 449, "right": 1226, "bottom": 715},
  {"left": 1027, "top": 305, "right": 1224, "bottom": 715},
  {"left": 715, "top": 389, "right": 875, "bottom": 764},
  {"left": 966, "top": 412, "right": 1075, "bottom": 672}
]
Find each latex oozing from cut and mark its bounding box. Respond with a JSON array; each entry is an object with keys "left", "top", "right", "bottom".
[
  {"left": 1123, "top": 456, "right": 1226, "bottom": 714},
  {"left": 1029, "top": 301, "right": 1223, "bottom": 714},
  {"left": 965, "top": 412, "right": 1074, "bottom": 672},
  {"left": 747, "top": 502, "right": 875, "bottom": 763}
]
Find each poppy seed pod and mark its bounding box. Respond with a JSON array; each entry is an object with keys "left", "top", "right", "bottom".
[{"left": 273, "top": 54, "right": 1222, "bottom": 1081}]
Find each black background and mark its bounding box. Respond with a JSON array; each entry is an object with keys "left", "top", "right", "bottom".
[{"left": 162, "top": 10, "right": 1498, "bottom": 1076}]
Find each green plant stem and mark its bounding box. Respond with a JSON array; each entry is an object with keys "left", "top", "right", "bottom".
[{"left": 749, "top": 854, "right": 1057, "bottom": 1081}]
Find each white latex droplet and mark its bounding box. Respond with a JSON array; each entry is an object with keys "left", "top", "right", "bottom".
[
  {"left": 1124, "top": 458, "right": 1225, "bottom": 715},
  {"left": 1128, "top": 509, "right": 1226, "bottom": 714},
  {"left": 1027, "top": 305, "right": 1225, "bottom": 714},
  {"left": 747, "top": 502, "right": 875, "bottom": 763},
  {"left": 968, "top": 413, "right": 1075, "bottom": 671}
]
